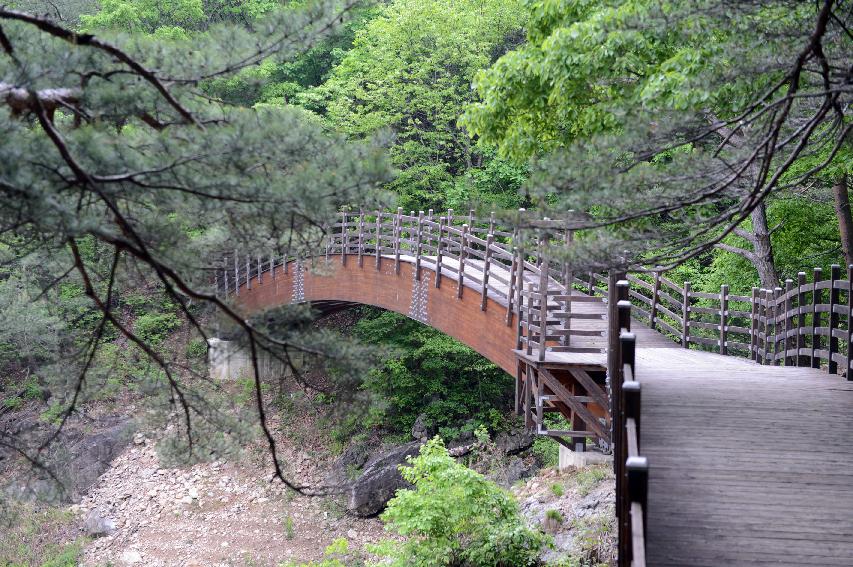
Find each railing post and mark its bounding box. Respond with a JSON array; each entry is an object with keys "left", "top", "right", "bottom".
[
  {"left": 750, "top": 287, "right": 758, "bottom": 361},
  {"left": 773, "top": 287, "right": 782, "bottom": 365},
  {"left": 812, "top": 267, "right": 822, "bottom": 369},
  {"left": 374, "top": 210, "right": 382, "bottom": 270},
  {"left": 525, "top": 283, "right": 534, "bottom": 356},
  {"left": 415, "top": 211, "right": 424, "bottom": 281},
  {"left": 829, "top": 264, "right": 840, "bottom": 374},
  {"left": 537, "top": 241, "right": 549, "bottom": 362},
  {"left": 394, "top": 207, "right": 402, "bottom": 275},
  {"left": 245, "top": 256, "right": 251, "bottom": 290},
  {"left": 481, "top": 234, "right": 493, "bottom": 311},
  {"left": 760, "top": 289, "right": 769, "bottom": 364},
  {"left": 847, "top": 265, "right": 853, "bottom": 380},
  {"left": 797, "top": 272, "right": 807, "bottom": 366},
  {"left": 341, "top": 210, "right": 348, "bottom": 265},
  {"left": 649, "top": 272, "right": 661, "bottom": 330},
  {"left": 515, "top": 246, "right": 526, "bottom": 348},
  {"left": 681, "top": 281, "right": 691, "bottom": 348},
  {"left": 489, "top": 211, "right": 495, "bottom": 234},
  {"left": 357, "top": 211, "right": 365, "bottom": 268},
  {"left": 719, "top": 284, "right": 728, "bottom": 355},
  {"left": 436, "top": 217, "right": 445, "bottom": 288},
  {"left": 458, "top": 224, "right": 469, "bottom": 299},
  {"left": 784, "top": 279, "right": 793, "bottom": 365},
  {"left": 257, "top": 256, "right": 262, "bottom": 285},
  {"left": 506, "top": 245, "right": 517, "bottom": 326},
  {"left": 223, "top": 270, "right": 229, "bottom": 298}
]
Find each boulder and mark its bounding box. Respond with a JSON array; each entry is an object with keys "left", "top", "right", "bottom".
[
  {"left": 410, "top": 414, "right": 432, "bottom": 441},
  {"left": 82, "top": 509, "right": 116, "bottom": 537},
  {"left": 346, "top": 440, "right": 422, "bottom": 517},
  {"left": 494, "top": 428, "right": 536, "bottom": 455}
]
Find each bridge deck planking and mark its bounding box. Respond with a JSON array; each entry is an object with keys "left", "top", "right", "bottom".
[{"left": 636, "top": 347, "right": 853, "bottom": 566}]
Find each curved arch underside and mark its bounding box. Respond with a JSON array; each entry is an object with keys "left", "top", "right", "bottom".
[{"left": 232, "top": 255, "right": 519, "bottom": 374}]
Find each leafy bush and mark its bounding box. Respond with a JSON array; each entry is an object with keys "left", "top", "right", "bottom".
[
  {"left": 185, "top": 338, "right": 208, "bottom": 360},
  {"left": 133, "top": 313, "right": 181, "bottom": 346},
  {"left": 353, "top": 309, "right": 512, "bottom": 437},
  {"left": 370, "top": 437, "right": 549, "bottom": 566}
]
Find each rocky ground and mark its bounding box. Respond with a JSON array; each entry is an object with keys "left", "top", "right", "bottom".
[{"left": 77, "top": 433, "right": 386, "bottom": 566}]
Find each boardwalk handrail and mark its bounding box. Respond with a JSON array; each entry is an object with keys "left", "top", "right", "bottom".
[
  {"left": 215, "top": 207, "right": 606, "bottom": 361},
  {"left": 584, "top": 265, "right": 853, "bottom": 379},
  {"left": 609, "top": 281, "right": 648, "bottom": 567}
]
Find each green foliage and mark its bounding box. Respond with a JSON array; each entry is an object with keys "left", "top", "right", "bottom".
[
  {"left": 545, "top": 509, "right": 563, "bottom": 524},
  {"left": 352, "top": 309, "right": 512, "bottom": 438},
  {"left": 371, "top": 437, "right": 549, "bottom": 566},
  {"left": 0, "top": 504, "right": 84, "bottom": 567},
  {"left": 550, "top": 483, "right": 564, "bottom": 497},
  {"left": 133, "top": 313, "right": 181, "bottom": 346},
  {"left": 279, "top": 538, "right": 352, "bottom": 567},
  {"left": 318, "top": 0, "right": 528, "bottom": 210},
  {"left": 575, "top": 465, "right": 609, "bottom": 497},
  {"left": 185, "top": 337, "right": 208, "bottom": 359}
]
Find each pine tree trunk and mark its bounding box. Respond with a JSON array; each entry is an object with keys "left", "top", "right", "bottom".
[
  {"left": 832, "top": 174, "right": 853, "bottom": 266},
  {"left": 751, "top": 202, "right": 780, "bottom": 288}
]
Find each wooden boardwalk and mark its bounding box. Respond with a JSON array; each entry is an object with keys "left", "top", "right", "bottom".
[{"left": 637, "top": 347, "right": 853, "bottom": 566}]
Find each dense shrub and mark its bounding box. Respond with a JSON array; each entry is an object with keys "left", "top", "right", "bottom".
[{"left": 370, "top": 437, "right": 550, "bottom": 566}]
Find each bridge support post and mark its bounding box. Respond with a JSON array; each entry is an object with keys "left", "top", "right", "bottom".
[
  {"left": 375, "top": 210, "right": 381, "bottom": 271},
  {"left": 719, "top": 284, "right": 728, "bottom": 355},
  {"left": 784, "top": 279, "right": 794, "bottom": 365},
  {"left": 436, "top": 216, "right": 444, "bottom": 288}
]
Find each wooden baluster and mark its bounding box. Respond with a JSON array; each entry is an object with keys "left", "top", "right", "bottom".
[
  {"left": 719, "top": 284, "right": 728, "bottom": 355},
  {"left": 515, "top": 244, "right": 526, "bottom": 346},
  {"left": 458, "top": 224, "right": 469, "bottom": 299},
  {"left": 394, "top": 207, "right": 402, "bottom": 275},
  {"left": 506, "top": 243, "right": 517, "bottom": 326},
  {"left": 784, "top": 279, "right": 793, "bottom": 365},
  {"left": 760, "top": 289, "right": 770, "bottom": 364},
  {"left": 427, "top": 209, "right": 434, "bottom": 258},
  {"left": 649, "top": 272, "right": 661, "bottom": 331},
  {"left": 829, "top": 264, "right": 841, "bottom": 374},
  {"left": 258, "top": 256, "right": 263, "bottom": 284},
  {"left": 588, "top": 272, "right": 595, "bottom": 296},
  {"left": 489, "top": 211, "right": 496, "bottom": 235},
  {"left": 481, "top": 234, "right": 493, "bottom": 311},
  {"left": 468, "top": 209, "right": 475, "bottom": 230},
  {"left": 773, "top": 287, "right": 782, "bottom": 365},
  {"left": 538, "top": 239, "right": 548, "bottom": 362},
  {"left": 797, "top": 272, "right": 807, "bottom": 365},
  {"left": 750, "top": 287, "right": 758, "bottom": 361},
  {"left": 415, "top": 211, "right": 424, "bottom": 281},
  {"left": 358, "top": 211, "right": 365, "bottom": 268},
  {"left": 847, "top": 264, "right": 853, "bottom": 380},
  {"left": 562, "top": 230, "right": 573, "bottom": 346},
  {"left": 525, "top": 283, "right": 534, "bottom": 356},
  {"left": 682, "top": 281, "right": 691, "bottom": 348},
  {"left": 436, "top": 216, "right": 445, "bottom": 288},
  {"left": 375, "top": 210, "right": 382, "bottom": 270},
  {"left": 812, "top": 268, "right": 822, "bottom": 368},
  {"left": 270, "top": 254, "right": 276, "bottom": 281},
  {"left": 245, "top": 256, "right": 251, "bottom": 290},
  {"left": 341, "top": 210, "right": 348, "bottom": 266}
]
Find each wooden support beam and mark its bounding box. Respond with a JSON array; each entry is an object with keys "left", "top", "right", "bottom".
[
  {"left": 481, "top": 234, "right": 493, "bottom": 311},
  {"left": 719, "top": 284, "right": 728, "bottom": 355},
  {"left": 538, "top": 367, "right": 609, "bottom": 441},
  {"left": 829, "top": 264, "right": 840, "bottom": 374},
  {"left": 812, "top": 267, "right": 822, "bottom": 368}
]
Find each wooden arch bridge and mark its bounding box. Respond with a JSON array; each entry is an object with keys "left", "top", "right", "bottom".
[{"left": 216, "top": 209, "right": 853, "bottom": 567}]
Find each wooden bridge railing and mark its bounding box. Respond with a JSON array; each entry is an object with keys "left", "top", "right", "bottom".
[
  {"left": 590, "top": 266, "right": 853, "bottom": 378},
  {"left": 609, "top": 280, "right": 648, "bottom": 567},
  {"left": 215, "top": 208, "right": 606, "bottom": 361}
]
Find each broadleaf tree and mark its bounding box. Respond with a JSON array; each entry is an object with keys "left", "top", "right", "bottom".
[{"left": 462, "top": 0, "right": 852, "bottom": 280}]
